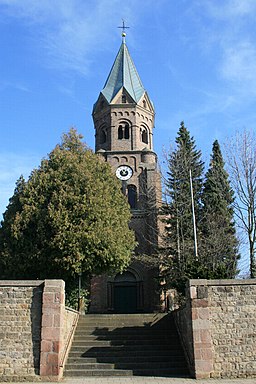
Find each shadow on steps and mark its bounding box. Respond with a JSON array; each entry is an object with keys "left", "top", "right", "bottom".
[{"left": 65, "top": 313, "right": 190, "bottom": 378}]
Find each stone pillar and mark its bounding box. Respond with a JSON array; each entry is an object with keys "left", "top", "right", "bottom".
[
  {"left": 40, "top": 280, "right": 65, "bottom": 380},
  {"left": 189, "top": 280, "right": 214, "bottom": 379}
]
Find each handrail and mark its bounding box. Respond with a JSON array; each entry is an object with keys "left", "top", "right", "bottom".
[{"left": 60, "top": 308, "right": 79, "bottom": 368}]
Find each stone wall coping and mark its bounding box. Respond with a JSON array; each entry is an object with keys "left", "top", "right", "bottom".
[
  {"left": 0, "top": 280, "right": 44, "bottom": 286},
  {"left": 65, "top": 306, "right": 80, "bottom": 314},
  {"left": 189, "top": 278, "right": 256, "bottom": 286}
]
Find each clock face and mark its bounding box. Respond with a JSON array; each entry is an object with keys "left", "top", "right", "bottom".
[{"left": 116, "top": 165, "right": 133, "bottom": 181}]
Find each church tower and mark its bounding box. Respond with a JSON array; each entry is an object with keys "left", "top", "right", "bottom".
[{"left": 90, "top": 33, "right": 162, "bottom": 313}]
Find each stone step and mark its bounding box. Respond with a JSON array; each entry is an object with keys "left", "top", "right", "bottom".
[
  {"left": 76, "top": 324, "right": 174, "bottom": 330},
  {"left": 77, "top": 320, "right": 173, "bottom": 326},
  {"left": 65, "top": 368, "right": 189, "bottom": 377},
  {"left": 77, "top": 316, "right": 173, "bottom": 322},
  {"left": 69, "top": 357, "right": 98, "bottom": 363},
  {"left": 78, "top": 316, "right": 173, "bottom": 321},
  {"left": 73, "top": 332, "right": 178, "bottom": 343},
  {"left": 76, "top": 324, "right": 177, "bottom": 330},
  {"left": 65, "top": 363, "right": 115, "bottom": 370},
  {"left": 68, "top": 350, "right": 185, "bottom": 359},
  {"left": 64, "top": 313, "right": 189, "bottom": 378},
  {"left": 77, "top": 314, "right": 169, "bottom": 327},
  {"left": 77, "top": 315, "right": 173, "bottom": 322},
  {"left": 67, "top": 355, "right": 185, "bottom": 363},
  {"left": 75, "top": 327, "right": 173, "bottom": 334},
  {"left": 76, "top": 325, "right": 176, "bottom": 333},
  {"left": 74, "top": 324, "right": 178, "bottom": 333},
  {"left": 77, "top": 323, "right": 175, "bottom": 333},
  {"left": 65, "top": 369, "right": 133, "bottom": 377},
  {"left": 71, "top": 338, "right": 180, "bottom": 346},
  {"left": 69, "top": 344, "right": 183, "bottom": 353},
  {"left": 65, "top": 361, "right": 186, "bottom": 370}
]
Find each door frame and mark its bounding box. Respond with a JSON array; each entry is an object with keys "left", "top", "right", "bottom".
[{"left": 107, "top": 268, "right": 144, "bottom": 313}]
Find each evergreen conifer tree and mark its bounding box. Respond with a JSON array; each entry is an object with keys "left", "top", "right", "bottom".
[
  {"left": 0, "top": 129, "right": 136, "bottom": 283},
  {"left": 201, "top": 140, "right": 239, "bottom": 277},
  {"left": 162, "top": 122, "right": 204, "bottom": 293}
]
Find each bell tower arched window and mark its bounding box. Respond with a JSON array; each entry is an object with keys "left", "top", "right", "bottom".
[
  {"left": 118, "top": 125, "right": 123, "bottom": 139},
  {"left": 124, "top": 123, "right": 129, "bottom": 139},
  {"left": 118, "top": 122, "right": 130, "bottom": 140},
  {"left": 141, "top": 126, "right": 148, "bottom": 144}
]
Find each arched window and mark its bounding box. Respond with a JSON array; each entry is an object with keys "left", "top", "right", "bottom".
[
  {"left": 128, "top": 184, "right": 137, "bottom": 209},
  {"left": 118, "top": 122, "right": 130, "bottom": 140},
  {"left": 122, "top": 94, "right": 127, "bottom": 103},
  {"left": 143, "top": 100, "right": 146, "bottom": 108},
  {"left": 141, "top": 127, "right": 148, "bottom": 144},
  {"left": 124, "top": 123, "right": 129, "bottom": 139},
  {"left": 118, "top": 125, "right": 123, "bottom": 139}
]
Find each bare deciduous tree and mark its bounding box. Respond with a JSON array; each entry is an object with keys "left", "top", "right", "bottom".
[{"left": 225, "top": 130, "right": 256, "bottom": 278}]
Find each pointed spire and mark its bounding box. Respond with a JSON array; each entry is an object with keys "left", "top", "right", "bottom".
[{"left": 100, "top": 39, "right": 146, "bottom": 104}]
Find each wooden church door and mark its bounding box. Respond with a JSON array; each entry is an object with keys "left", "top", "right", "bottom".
[{"left": 113, "top": 271, "right": 137, "bottom": 313}]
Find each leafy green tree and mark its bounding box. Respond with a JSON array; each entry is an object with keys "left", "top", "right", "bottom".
[
  {"left": 0, "top": 129, "right": 136, "bottom": 283},
  {"left": 162, "top": 122, "right": 204, "bottom": 293},
  {"left": 201, "top": 140, "right": 239, "bottom": 278}
]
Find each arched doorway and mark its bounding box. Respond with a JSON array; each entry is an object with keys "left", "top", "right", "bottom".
[{"left": 114, "top": 271, "right": 137, "bottom": 313}]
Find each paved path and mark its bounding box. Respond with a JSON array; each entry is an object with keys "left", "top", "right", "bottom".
[
  {"left": 1, "top": 378, "right": 255, "bottom": 384},
  {"left": 62, "top": 378, "right": 256, "bottom": 384}
]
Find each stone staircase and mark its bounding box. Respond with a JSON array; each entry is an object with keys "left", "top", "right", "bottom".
[{"left": 64, "top": 313, "right": 189, "bottom": 377}]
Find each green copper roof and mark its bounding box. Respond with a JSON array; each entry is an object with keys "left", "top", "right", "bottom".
[{"left": 101, "top": 41, "right": 145, "bottom": 103}]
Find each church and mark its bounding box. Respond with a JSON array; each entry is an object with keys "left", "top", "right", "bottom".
[{"left": 89, "top": 32, "right": 162, "bottom": 313}]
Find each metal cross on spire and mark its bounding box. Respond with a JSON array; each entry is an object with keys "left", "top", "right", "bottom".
[{"left": 118, "top": 19, "right": 130, "bottom": 41}]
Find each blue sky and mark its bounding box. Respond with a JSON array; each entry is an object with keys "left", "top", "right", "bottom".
[{"left": 1, "top": 0, "right": 256, "bottom": 273}]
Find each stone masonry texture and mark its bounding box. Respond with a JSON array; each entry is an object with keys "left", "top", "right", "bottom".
[
  {"left": 208, "top": 281, "right": 256, "bottom": 379},
  {"left": 0, "top": 280, "right": 78, "bottom": 382},
  {"left": 175, "top": 279, "right": 256, "bottom": 379},
  {"left": 0, "top": 281, "right": 44, "bottom": 381}
]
